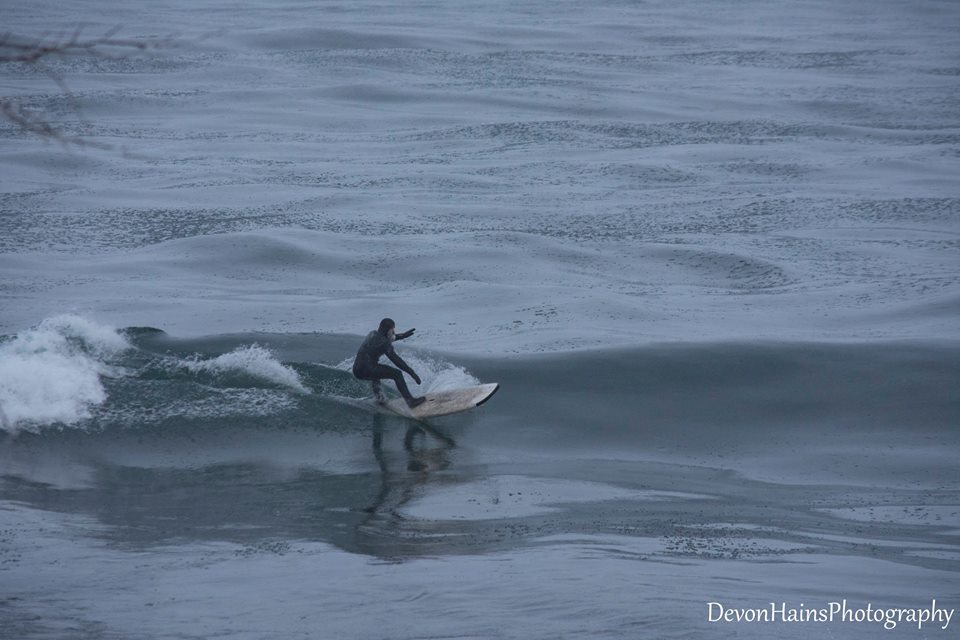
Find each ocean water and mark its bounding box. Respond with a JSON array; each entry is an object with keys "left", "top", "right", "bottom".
[{"left": 2, "top": 0, "right": 959, "bottom": 638}]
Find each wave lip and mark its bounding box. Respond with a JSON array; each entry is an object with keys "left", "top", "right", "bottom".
[
  {"left": 0, "top": 315, "right": 130, "bottom": 432},
  {"left": 179, "top": 345, "right": 308, "bottom": 393}
]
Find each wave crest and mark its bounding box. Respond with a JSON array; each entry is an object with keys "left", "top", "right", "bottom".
[
  {"left": 0, "top": 315, "right": 130, "bottom": 432},
  {"left": 180, "top": 345, "right": 308, "bottom": 393}
]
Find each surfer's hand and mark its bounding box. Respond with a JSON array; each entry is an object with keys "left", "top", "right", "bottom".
[
  {"left": 398, "top": 328, "right": 415, "bottom": 340},
  {"left": 411, "top": 372, "right": 422, "bottom": 385}
]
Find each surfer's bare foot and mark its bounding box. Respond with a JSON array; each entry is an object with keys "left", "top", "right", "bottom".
[{"left": 406, "top": 396, "right": 426, "bottom": 408}]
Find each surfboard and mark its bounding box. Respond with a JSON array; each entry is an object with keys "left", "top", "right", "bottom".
[{"left": 383, "top": 383, "right": 499, "bottom": 419}]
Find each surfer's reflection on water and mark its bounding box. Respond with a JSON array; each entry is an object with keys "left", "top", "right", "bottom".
[
  {"left": 358, "top": 412, "right": 456, "bottom": 536},
  {"left": 0, "top": 402, "right": 473, "bottom": 559}
]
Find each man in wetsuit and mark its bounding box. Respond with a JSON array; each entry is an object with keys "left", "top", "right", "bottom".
[{"left": 352, "top": 318, "right": 426, "bottom": 408}]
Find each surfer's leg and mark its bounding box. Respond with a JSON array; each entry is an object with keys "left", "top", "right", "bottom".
[
  {"left": 365, "top": 364, "right": 424, "bottom": 408},
  {"left": 371, "top": 380, "right": 385, "bottom": 404},
  {"left": 368, "top": 364, "right": 414, "bottom": 401}
]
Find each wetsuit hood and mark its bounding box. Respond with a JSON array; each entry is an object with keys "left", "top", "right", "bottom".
[{"left": 378, "top": 317, "right": 396, "bottom": 336}]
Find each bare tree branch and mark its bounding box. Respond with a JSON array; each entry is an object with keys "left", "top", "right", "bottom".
[
  {"left": 0, "top": 27, "right": 177, "bottom": 149},
  {"left": 0, "top": 28, "right": 172, "bottom": 64},
  {"left": 1, "top": 98, "right": 111, "bottom": 149}
]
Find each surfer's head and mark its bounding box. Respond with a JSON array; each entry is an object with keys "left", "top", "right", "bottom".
[{"left": 378, "top": 317, "right": 396, "bottom": 338}]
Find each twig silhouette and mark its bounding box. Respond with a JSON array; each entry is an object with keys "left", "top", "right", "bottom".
[{"left": 0, "top": 27, "right": 176, "bottom": 149}]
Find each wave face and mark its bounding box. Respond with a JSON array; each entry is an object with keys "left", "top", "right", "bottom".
[
  {"left": 0, "top": 317, "right": 482, "bottom": 434},
  {"left": 3, "top": 318, "right": 956, "bottom": 477}
]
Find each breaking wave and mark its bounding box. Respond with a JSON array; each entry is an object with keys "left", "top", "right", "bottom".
[
  {"left": 3, "top": 316, "right": 956, "bottom": 450},
  {"left": 0, "top": 316, "right": 309, "bottom": 433},
  {"left": 0, "top": 315, "right": 130, "bottom": 432},
  {"left": 177, "top": 345, "right": 308, "bottom": 393}
]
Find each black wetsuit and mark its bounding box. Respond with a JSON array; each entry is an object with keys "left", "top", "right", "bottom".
[{"left": 352, "top": 330, "right": 417, "bottom": 400}]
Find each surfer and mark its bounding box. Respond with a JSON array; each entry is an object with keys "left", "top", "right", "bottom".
[{"left": 352, "top": 318, "right": 426, "bottom": 408}]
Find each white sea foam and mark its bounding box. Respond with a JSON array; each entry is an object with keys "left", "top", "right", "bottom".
[
  {"left": 404, "top": 354, "right": 481, "bottom": 394},
  {"left": 182, "top": 345, "right": 308, "bottom": 393},
  {"left": 0, "top": 315, "right": 130, "bottom": 432},
  {"left": 94, "top": 387, "right": 298, "bottom": 426}
]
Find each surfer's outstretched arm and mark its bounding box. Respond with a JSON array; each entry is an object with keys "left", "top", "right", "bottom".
[{"left": 387, "top": 350, "right": 421, "bottom": 385}]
